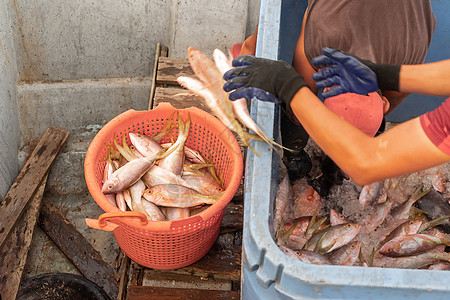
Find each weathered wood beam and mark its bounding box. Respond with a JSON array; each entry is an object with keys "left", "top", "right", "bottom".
[
  {"left": 39, "top": 198, "right": 119, "bottom": 299},
  {"left": 0, "top": 126, "right": 69, "bottom": 249}
]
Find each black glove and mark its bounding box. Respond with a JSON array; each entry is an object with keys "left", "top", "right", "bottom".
[
  {"left": 223, "top": 55, "right": 309, "bottom": 107},
  {"left": 312, "top": 47, "right": 401, "bottom": 92}
]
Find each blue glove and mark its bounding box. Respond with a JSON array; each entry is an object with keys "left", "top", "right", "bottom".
[
  {"left": 311, "top": 47, "right": 379, "bottom": 98},
  {"left": 223, "top": 55, "right": 309, "bottom": 106}
]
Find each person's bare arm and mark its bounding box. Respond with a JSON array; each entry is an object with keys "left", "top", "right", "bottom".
[
  {"left": 291, "top": 87, "right": 450, "bottom": 185},
  {"left": 399, "top": 60, "right": 450, "bottom": 96}
]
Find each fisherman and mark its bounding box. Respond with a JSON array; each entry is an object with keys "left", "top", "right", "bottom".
[
  {"left": 232, "top": 0, "right": 436, "bottom": 196},
  {"left": 222, "top": 50, "right": 450, "bottom": 186}
]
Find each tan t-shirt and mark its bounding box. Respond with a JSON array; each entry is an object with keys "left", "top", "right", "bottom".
[{"left": 304, "top": 0, "right": 436, "bottom": 66}]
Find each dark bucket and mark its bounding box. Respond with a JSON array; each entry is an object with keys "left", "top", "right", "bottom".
[{"left": 17, "top": 273, "right": 110, "bottom": 300}]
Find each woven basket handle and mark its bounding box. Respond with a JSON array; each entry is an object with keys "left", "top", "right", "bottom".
[{"left": 85, "top": 211, "right": 148, "bottom": 231}]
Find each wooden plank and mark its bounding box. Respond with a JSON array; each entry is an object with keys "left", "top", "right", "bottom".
[
  {"left": 0, "top": 173, "right": 49, "bottom": 300},
  {"left": 153, "top": 86, "right": 211, "bottom": 113},
  {"left": 38, "top": 198, "right": 119, "bottom": 299},
  {"left": 140, "top": 242, "right": 241, "bottom": 281},
  {"left": 148, "top": 43, "right": 162, "bottom": 110},
  {"left": 0, "top": 126, "right": 69, "bottom": 249},
  {"left": 117, "top": 253, "right": 131, "bottom": 300},
  {"left": 127, "top": 286, "right": 240, "bottom": 300},
  {"left": 156, "top": 57, "right": 195, "bottom": 85}
]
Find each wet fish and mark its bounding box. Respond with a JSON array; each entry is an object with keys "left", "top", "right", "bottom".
[
  {"left": 326, "top": 241, "right": 361, "bottom": 266},
  {"left": 428, "top": 262, "right": 450, "bottom": 270},
  {"left": 129, "top": 132, "right": 164, "bottom": 158},
  {"left": 279, "top": 246, "right": 331, "bottom": 265},
  {"left": 158, "top": 113, "right": 191, "bottom": 175},
  {"left": 274, "top": 173, "right": 294, "bottom": 234},
  {"left": 177, "top": 47, "right": 261, "bottom": 154},
  {"left": 165, "top": 207, "right": 190, "bottom": 220},
  {"left": 212, "top": 48, "right": 287, "bottom": 155},
  {"left": 380, "top": 233, "right": 450, "bottom": 257},
  {"left": 329, "top": 209, "right": 349, "bottom": 226},
  {"left": 362, "top": 200, "right": 392, "bottom": 233},
  {"left": 374, "top": 249, "right": 450, "bottom": 269},
  {"left": 380, "top": 219, "right": 422, "bottom": 246},
  {"left": 129, "top": 179, "right": 151, "bottom": 219},
  {"left": 359, "top": 180, "right": 387, "bottom": 207},
  {"left": 141, "top": 198, "right": 166, "bottom": 221},
  {"left": 279, "top": 216, "right": 328, "bottom": 249},
  {"left": 115, "top": 191, "right": 127, "bottom": 211},
  {"left": 304, "top": 223, "right": 360, "bottom": 253},
  {"left": 160, "top": 143, "right": 207, "bottom": 164},
  {"left": 102, "top": 155, "right": 160, "bottom": 193},
  {"left": 143, "top": 184, "right": 223, "bottom": 208},
  {"left": 292, "top": 186, "right": 323, "bottom": 218}
]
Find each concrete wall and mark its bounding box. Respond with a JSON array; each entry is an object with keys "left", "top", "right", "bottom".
[
  {"left": 0, "top": 0, "right": 20, "bottom": 198},
  {"left": 14, "top": 0, "right": 259, "bottom": 145},
  {"left": 0, "top": 0, "right": 261, "bottom": 197}
]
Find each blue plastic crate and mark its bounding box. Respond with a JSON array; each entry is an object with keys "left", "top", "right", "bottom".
[{"left": 241, "top": 1, "right": 450, "bottom": 299}]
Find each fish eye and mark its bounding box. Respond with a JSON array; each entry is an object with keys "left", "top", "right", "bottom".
[
  {"left": 340, "top": 215, "right": 345, "bottom": 219},
  {"left": 409, "top": 221, "right": 414, "bottom": 225},
  {"left": 130, "top": 145, "right": 135, "bottom": 150},
  {"left": 350, "top": 244, "right": 355, "bottom": 249},
  {"left": 147, "top": 190, "right": 152, "bottom": 194},
  {"left": 387, "top": 248, "right": 392, "bottom": 252},
  {"left": 307, "top": 195, "right": 314, "bottom": 200},
  {"left": 442, "top": 179, "right": 446, "bottom": 185},
  {"left": 346, "top": 224, "right": 352, "bottom": 228},
  {"left": 107, "top": 185, "right": 113, "bottom": 190}
]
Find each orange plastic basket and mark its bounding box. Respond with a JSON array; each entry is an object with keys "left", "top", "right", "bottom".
[{"left": 84, "top": 102, "right": 243, "bottom": 269}]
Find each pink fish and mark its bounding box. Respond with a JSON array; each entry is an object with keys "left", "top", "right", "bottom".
[
  {"left": 212, "top": 48, "right": 287, "bottom": 155},
  {"left": 143, "top": 184, "right": 223, "bottom": 208},
  {"left": 178, "top": 47, "right": 264, "bottom": 155},
  {"left": 329, "top": 209, "right": 349, "bottom": 226},
  {"left": 380, "top": 233, "right": 450, "bottom": 257}
]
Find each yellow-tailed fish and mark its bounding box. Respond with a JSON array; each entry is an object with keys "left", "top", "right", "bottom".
[
  {"left": 177, "top": 47, "right": 259, "bottom": 155},
  {"left": 213, "top": 48, "right": 290, "bottom": 156},
  {"left": 143, "top": 184, "right": 223, "bottom": 208}
]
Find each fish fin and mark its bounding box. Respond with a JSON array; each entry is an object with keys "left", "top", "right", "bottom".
[
  {"left": 282, "top": 219, "right": 298, "bottom": 240},
  {"left": 114, "top": 135, "right": 135, "bottom": 162},
  {"left": 153, "top": 111, "right": 177, "bottom": 141},
  {"left": 419, "top": 215, "right": 450, "bottom": 233}
]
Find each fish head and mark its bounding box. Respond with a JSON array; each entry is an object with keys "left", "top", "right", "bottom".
[
  {"left": 143, "top": 187, "right": 163, "bottom": 202},
  {"left": 342, "top": 223, "right": 361, "bottom": 237},
  {"left": 102, "top": 178, "right": 120, "bottom": 194},
  {"left": 379, "top": 239, "right": 401, "bottom": 256}
]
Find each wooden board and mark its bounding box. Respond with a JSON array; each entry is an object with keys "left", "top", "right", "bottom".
[
  {"left": 153, "top": 86, "right": 211, "bottom": 113},
  {"left": 0, "top": 126, "right": 70, "bottom": 249},
  {"left": 156, "top": 57, "right": 195, "bottom": 85},
  {"left": 127, "top": 286, "right": 240, "bottom": 300},
  {"left": 39, "top": 198, "right": 119, "bottom": 299},
  {"left": 0, "top": 173, "right": 49, "bottom": 300}
]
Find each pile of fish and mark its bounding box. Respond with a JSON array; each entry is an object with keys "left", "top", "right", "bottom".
[
  {"left": 101, "top": 112, "right": 224, "bottom": 221},
  {"left": 274, "top": 142, "right": 450, "bottom": 270},
  {"left": 177, "top": 47, "right": 287, "bottom": 156}
]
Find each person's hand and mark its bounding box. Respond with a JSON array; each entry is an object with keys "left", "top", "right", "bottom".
[
  {"left": 312, "top": 47, "right": 400, "bottom": 98},
  {"left": 223, "top": 55, "right": 309, "bottom": 106},
  {"left": 311, "top": 47, "right": 379, "bottom": 98}
]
